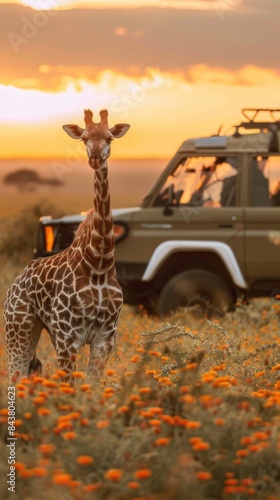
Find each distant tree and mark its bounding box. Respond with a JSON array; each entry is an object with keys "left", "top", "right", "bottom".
[{"left": 3, "top": 168, "right": 64, "bottom": 192}]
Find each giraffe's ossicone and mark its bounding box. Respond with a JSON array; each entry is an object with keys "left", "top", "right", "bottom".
[{"left": 4, "top": 109, "right": 130, "bottom": 382}]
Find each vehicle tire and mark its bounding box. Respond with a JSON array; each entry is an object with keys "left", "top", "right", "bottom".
[{"left": 156, "top": 269, "right": 234, "bottom": 317}]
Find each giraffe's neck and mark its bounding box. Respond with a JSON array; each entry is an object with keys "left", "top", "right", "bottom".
[{"left": 76, "top": 163, "right": 115, "bottom": 274}]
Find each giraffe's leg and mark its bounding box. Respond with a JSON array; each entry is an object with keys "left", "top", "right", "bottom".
[
  {"left": 4, "top": 297, "right": 40, "bottom": 382},
  {"left": 86, "top": 329, "right": 116, "bottom": 381},
  {"left": 28, "top": 315, "right": 45, "bottom": 377},
  {"left": 52, "top": 331, "right": 80, "bottom": 383}
]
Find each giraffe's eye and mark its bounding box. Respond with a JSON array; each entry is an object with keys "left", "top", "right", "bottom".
[
  {"left": 81, "top": 137, "right": 88, "bottom": 144},
  {"left": 106, "top": 137, "right": 113, "bottom": 144}
]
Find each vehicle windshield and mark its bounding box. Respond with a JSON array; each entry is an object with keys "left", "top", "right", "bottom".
[{"left": 154, "top": 155, "right": 238, "bottom": 208}]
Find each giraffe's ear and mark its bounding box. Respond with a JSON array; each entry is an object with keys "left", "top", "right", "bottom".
[
  {"left": 110, "top": 124, "right": 130, "bottom": 138},
  {"left": 62, "top": 124, "right": 85, "bottom": 139}
]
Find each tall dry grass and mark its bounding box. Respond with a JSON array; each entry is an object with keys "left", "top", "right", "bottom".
[{"left": 0, "top": 206, "right": 280, "bottom": 500}]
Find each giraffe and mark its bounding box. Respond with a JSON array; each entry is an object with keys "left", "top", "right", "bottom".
[{"left": 4, "top": 109, "right": 130, "bottom": 383}]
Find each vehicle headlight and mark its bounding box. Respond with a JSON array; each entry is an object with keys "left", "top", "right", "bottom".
[
  {"left": 44, "top": 225, "right": 55, "bottom": 252},
  {"left": 113, "top": 222, "right": 128, "bottom": 243}
]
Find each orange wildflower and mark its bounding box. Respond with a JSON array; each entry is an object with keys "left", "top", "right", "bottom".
[
  {"left": 241, "top": 478, "right": 253, "bottom": 486},
  {"left": 37, "top": 408, "right": 51, "bottom": 416},
  {"left": 80, "top": 384, "right": 91, "bottom": 392},
  {"left": 253, "top": 431, "right": 268, "bottom": 440},
  {"left": 196, "top": 471, "right": 212, "bottom": 481},
  {"left": 17, "top": 391, "right": 27, "bottom": 399},
  {"left": 19, "top": 469, "right": 33, "bottom": 479},
  {"left": 192, "top": 441, "right": 210, "bottom": 451},
  {"left": 62, "top": 431, "right": 77, "bottom": 440},
  {"left": 96, "top": 420, "right": 109, "bottom": 429},
  {"left": 134, "top": 469, "right": 152, "bottom": 480},
  {"left": 148, "top": 350, "right": 161, "bottom": 357},
  {"left": 189, "top": 437, "right": 202, "bottom": 445},
  {"left": 53, "top": 473, "right": 72, "bottom": 486},
  {"left": 186, "top": 363, "right": 198, "bottom": 370},
  {"left": 104, "top": 469, "right": 123, "bottom": 482},
  {"left": 57, "top": 421, "right": 73, "bottom": 431},
  {"left": 160, "top": 414, "right": 174, "bottom": 425},
  {"left": 224, "top": 486, "right": 238, "bottom": 494},
  {"left": 14, "top": 462, "right": 26, "bottom": 471},
  {"left": 225, "top": 478, "right": 238, "bottom": 485},
  {"left": 16, "top": 383, "right": 26, "bottom": 390},
  {"left": 139, "top": 387, "right": 152, "bottom": 395},
  {"left": 150, "top": 407, "right": 164, "bottom": 415},
  {"left": 69, "top": 480, "right": 80, "bottom": 489},
  {"left": 240, "top": 436, "right": 254, "bottom": 445},
  {"left": 236, "top": 449, "right": 249, "bottom": 457},
  {"left": 104, "top": 387, "right": 114, "bottom": 394},
  {"left": 32, "top": 467, "right": 48, "bottom": 477},
  {"left": 58, "top": 414, "right": 72, "bottom": 422},
  {"left": 155, "top": 437, "right": 171, "bottom": 446},
  {"left": 33, "top": 397, "right": 46, "bottom": 405},
  {"left": 214, "top": 419, "right": 225, "bottom": 426},
  {"left": 32, "top": 376, "right": 44, "bottom": 384},
  {"left": 186, "top": 421, "right": 201, "bottom": 429},
  {"left": 83, "top": 483, "right": 102, "bottom": 492},
  {"left": 39, "top": 444, "right": 56, "bottom": 455},
  {"left": 130, "top": 394, "right": 141, "bottom": 402},
  {"left": 80, "top": 418, "right": 89, "bottom": 426},
  {"left": 248, "top": 444, "right": 262, "bottom": 453},
  {"left": 127, "top": 481, "right": 140, "bottom": 489},
  {"left": 60, "top": 387, "right": 75, "bottom": 395},
  {"left": 181, "top": 395, "right": 195, "bottom": 404},
  {"left": 106, "top": 369, "right": 115, "bottom": 377},
  {"left": 69, "top": 412, "right": 81, "bottom": 420},
  {"left": 56, "top": 370, "right": 67, "bottom": 378},
  {"left": 202, "top": 372, "right": 216, "bottom": 383},
  {"left": 149, "top": 419, "right": 162, "bottom": 427},
  {"left": 42, "top": 380, "right": 58, "bottom": 388},
  {"left": 76, "top": 456, "right": 94, "bottom": 466},
  {"left": 272, "top": 364, "right": 280, "bottom": 371},
  {"left": 72, "top": 371, "right": 84, "bottom": 379},
  {"left": 118, "top": 406, "right": 130, "bottom": 414},
  {"left": 179, "top": 385, "right": 190, "bottom": 394}
]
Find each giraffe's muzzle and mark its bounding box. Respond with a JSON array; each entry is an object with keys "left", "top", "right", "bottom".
[{"left": 89, "top": 154, "right": 102, "bottom": 169}]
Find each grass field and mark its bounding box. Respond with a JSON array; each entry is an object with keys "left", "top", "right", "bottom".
[
  {"left": 0, "top": 185, "right": 280, "bottom": 499},
  {"left": 0, "top": 252, "right": 280, "bottom": 499}
]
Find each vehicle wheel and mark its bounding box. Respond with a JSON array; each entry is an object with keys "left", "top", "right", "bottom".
[{"left": 156, "top": 269, "right": 234, "bottom": 317}]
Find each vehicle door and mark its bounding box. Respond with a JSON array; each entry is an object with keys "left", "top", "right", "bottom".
[
  {"left": 131, "top": 154, "right": 245, "bottom": 274},
  {"left": 244, "top": 154, "right": 280, "bottom": 285}
]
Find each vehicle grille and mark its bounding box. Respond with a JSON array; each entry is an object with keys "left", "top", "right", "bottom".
[{"left": 53, "top": 223, "right": 80, "bottom": 251}]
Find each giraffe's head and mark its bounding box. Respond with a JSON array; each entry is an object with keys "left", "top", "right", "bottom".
[{"left": 62, "top": 109, "right": 130, "bottom": 169}]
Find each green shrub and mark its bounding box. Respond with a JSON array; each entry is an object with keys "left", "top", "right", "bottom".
[{"left": 0, "top": 201, "right": 64, "bottom": 263}]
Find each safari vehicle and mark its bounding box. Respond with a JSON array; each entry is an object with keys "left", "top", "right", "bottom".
[{"left": 35, "top": 108, "right": 280, "bottom": 315}]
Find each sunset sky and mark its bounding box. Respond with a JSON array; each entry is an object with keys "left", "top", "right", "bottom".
[{"left": 0, "top": 0, "right": 279, "bottom": 159}]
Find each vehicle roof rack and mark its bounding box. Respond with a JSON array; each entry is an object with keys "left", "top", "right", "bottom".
[
  {"left": 234, "top": 108, "right": 280, "bottom": 133},
  {"left": 233, "top": 108, "right": 280, "bottom": 152}
]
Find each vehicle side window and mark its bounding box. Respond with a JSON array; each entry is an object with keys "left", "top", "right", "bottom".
[
  {"left": 155, "top": 156, "right": 239, "bottom": 208},
  {"left": 251, "top": 155, "right": 280, "bottom": 207}
]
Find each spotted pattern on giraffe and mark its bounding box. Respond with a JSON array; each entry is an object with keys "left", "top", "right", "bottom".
[{"left": 4, "top": 109, "right": 130, "bottom": 382}]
